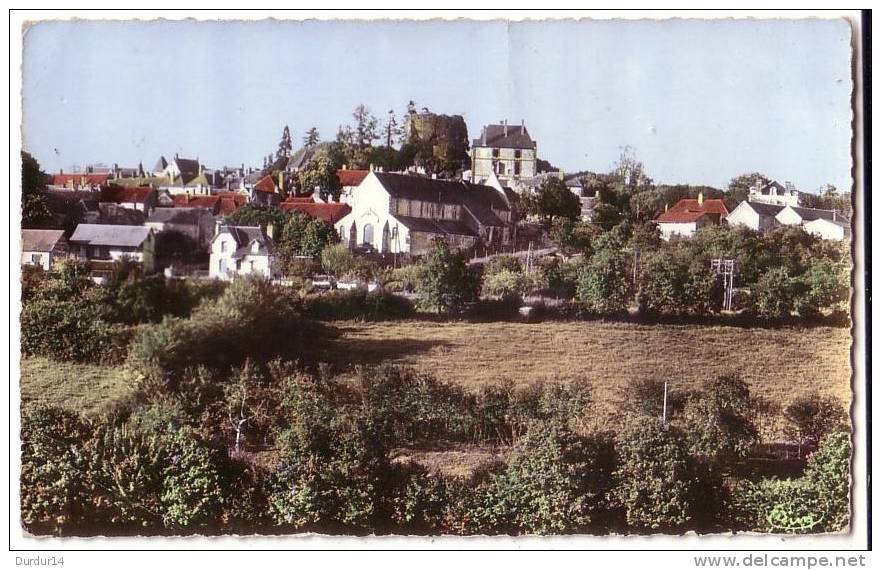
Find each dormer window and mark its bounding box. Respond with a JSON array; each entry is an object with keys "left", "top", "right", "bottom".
[{"left": 252, "top": 241, "right": 260, "bottom": 254}]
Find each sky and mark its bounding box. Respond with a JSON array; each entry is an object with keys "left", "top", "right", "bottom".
[{"left": 21, "top": 18, "right": 854, "bottom": 193}]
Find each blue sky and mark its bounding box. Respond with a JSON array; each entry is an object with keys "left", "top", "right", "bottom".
[{"left": 22, "top": 18, "right": 853, "bottom": 192}]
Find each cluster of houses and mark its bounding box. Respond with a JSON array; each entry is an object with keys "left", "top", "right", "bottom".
[
  {"left": 22, "top": 120, "right": 850, "bottom": 283},
  {"left": 655, "top": 179, "right": 850, "bottom": 242}
]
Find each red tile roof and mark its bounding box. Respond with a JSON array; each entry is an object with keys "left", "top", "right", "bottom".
[
  {"left": 100, "top": 185, "right": 155, "bottom": 204},
  {"left": 170, "top": 192, "right": 247, "bottom": 215},
  {"left": 284, "top": 196, "right": 316, "bottom": 203},
  {"left": 253, "top": 175, "right": 278, "bottom": 194},
  {"left": 52, "top": 173, "right": 110, "bottom": 186},
  {"left": 656, "top": 197, "right": 729, "bottom": 223},
  {"left": 336, "top": 169, "right": 370, "bottom": 187},
  {"left": 280, "top": 201, "right": 351, "bottom": 224}
]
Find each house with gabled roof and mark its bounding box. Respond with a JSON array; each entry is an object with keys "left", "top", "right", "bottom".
[
  {"left": 69, "top": 223, "right": 156, "bottom": 272},
  {"left": 50, "top": 172, "right": 111, "bottom": 191},
  {"left": 655, "top": 193, "right": 729, "bottom": 240},
  {"left": 470, "top": 120, "right": 537, "bottom": 185},
  {"left": 21, "top": 229, "right": 68, "bottom": 270},
  {"left": 726, "top": 200, "right": 784, "bottom": 232},
  {"left": 209, "top": 225, "right": 277, "bottom": 280},
  {"left": 776, "top": 205, "right": 850, "bottom": 241},
  {"left": 334, "top": 171, "right": 513, "bottom": 255},
  {"left": 337, "top": 168, "right": 370, "bottom": 205},
  {"left": 146, "top": 207, "right": 216, "bottom": 248},
  {"left": 280, "top": 196, "right": 352, "bottom": 225},
  {"left": 749, "top": 179, "right": 800, "bottom": 207},
  {"left": 99, "top": 185, "right": 158, "bottom": 214}
]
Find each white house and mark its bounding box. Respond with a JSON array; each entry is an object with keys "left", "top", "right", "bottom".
[
  {"left": 21, "top": 229, "right": 67, "bottom": 270},
  {"left": 749, "top": 179, "right": 800, "bottom": 207},
  {"left": 333, "top": 172, "right": 513, "bottom": 256},
  {"left": 725, "top": 201, "right": 784, "bottom": 232},
  {"left": 209, "top": 225, "right": 277, "bottom": 280},
  {"left": 655, "top": 194, "right": 729, "bottom": 240},
  {"left": 804, "top": 217, "right": 851, "bottom": 241},
  {"left": 68, "top": 224, "right": 156, "bottom": 272},
  {"left": 776, "top": 205, "right": 843, "bottom": 227}
]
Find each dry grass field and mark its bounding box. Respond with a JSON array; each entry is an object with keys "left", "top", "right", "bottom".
[
  {"left": 329, "top": 320, "right": 853, "bottom": 431},
  {"left": 19, "top": 357, "right": 136, "bottom": 416},
  {"left": 19, "top": 320, "right": 852, "bottom": 442}
]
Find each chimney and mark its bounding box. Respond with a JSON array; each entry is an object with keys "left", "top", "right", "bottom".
[
  {"left": 175, "top": 152, "right": 179, "bottom": 160},
  {"left": 697, "top": 191, "right": 704, "bottom": 206},
  {"left": 503, "top": 120, "right": 508, "bottom": 137},
  {"left": 521, "top": 120, "right": 525, "bottom": 135},
  {"left": 60, "top": 168, "right": 63, "bottom": 175}
]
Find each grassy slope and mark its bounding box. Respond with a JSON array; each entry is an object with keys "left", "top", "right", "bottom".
[
  {"left": 19, "top": 357, "right": 137, "bottom": 416},
  {"left": 331, "top": 320, "right": 852, "bottom": 431}
]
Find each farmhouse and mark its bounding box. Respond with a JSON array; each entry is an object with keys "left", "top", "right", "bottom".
[
  {"left": 68, "top": 224, "right": 156, "bottom": 272},
  {"left": 334, "top": 171, "right": 513, "bottom": 255},
  {"left": 209, "top": 225, "right": 277, "bottom": 280},
  {"left": 21, "top": 229, "right": 68, "bottom": 270},
  {"left": 655, "top": 194, "right": 729, "bottom": 240},
  {"left": 725, "top": 201, "right": 784, "bottom": 232}
]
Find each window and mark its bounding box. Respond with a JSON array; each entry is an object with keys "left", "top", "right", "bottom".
[
  {"left": 514, "top": 149, "right": 521, "bottom": 159},
  {"left": 363, "top": 223, "right": 374, "bottom": 246},
  {"left": 31, "top": 253, "right": 41, "bottom": 265},
  {"left": 497, "top": 162, "right": 506, "bottom": 175},
  {"left": 492, "top": 148, "right": 500, "bottom": 158},
  {"left": 220, "top": 240, "right": 228, "bottom": 253},
  {"left": 514, "top": 162, "right": 521, "bottom": 175},
  {"left": 249, "top": 260, "right": 256, "bottom": 272}
]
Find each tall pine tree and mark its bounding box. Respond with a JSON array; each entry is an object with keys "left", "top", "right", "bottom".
[{"left": 276, "top": 125, "right": 293, "bottom": 160}]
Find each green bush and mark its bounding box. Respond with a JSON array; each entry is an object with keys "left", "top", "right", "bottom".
[
  {"left": 129, "top": 276, "right": 332, "bottom": 380},
  {"left": 416, "top": 238, "right": 480, "bottom": 314},
  {"left": 730, "top": 432, "right": 850, "bottom": 533},
  {"left": 575, "top": 248, "right": 633, "bottom": 314},
  {"left": 300, "top": 288, "right": 414, "bottom": 321},
  {"left": 753, "top": 267, "right": 801, "bottom": 318}
]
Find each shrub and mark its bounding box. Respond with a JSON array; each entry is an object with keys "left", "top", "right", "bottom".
[
  {"left": 416, "top": 238, "right": 480, "bottom": 314},
  {"left": 320, "top": 243, "right": 357, "bottom": 276},
  {"left": 682, "top": 374, "right": 758, "bottom": 465},
  {"left": 300, "top": 288, "right": 414, "bottom": 321},
  {"left": 783, "top": 395, "right": 848, "bottom": 456},
  {"left": 730, "top": 432, "right": 850, "bottom": 533},
  {"left": 20, "top": 296, "right": 127, "bottom": 363},
  {"left": 575, "top": 248, "right": 633, "bottom": 314},
  {"left": 612, "top": 419, "right": 700, "bottom": 532},
  {"left": 753, "top": 267, "right": 801, "bottom": 319},
  {"left": 481, "top": 268, "right": 533, "bottom": 303},
  {"left": 471, "top": 421, "right": 594, "bottom": 534},
  {"left": 797, "top": 260, "right": 850, "bottom": 317},
  {"left": 129, "top": 276, "right": 332, "bottom": 380}
]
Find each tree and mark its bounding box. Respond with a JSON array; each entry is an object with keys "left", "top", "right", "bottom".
[
  {"left": 726, "top": 172, "right": 770, "bottom": 211},
  {"left": 416, "top": 238, "right": 480, "bottom": 314},
  {"left": 405, "top": 110, "right": 470, "bottom": 176},
  {"left": 224, "top": 202, "right": 285, "bottom": 228},
  {"left": 224, "top": 360, "right": 269, "bottom": 454},
  {"left": 575, "top": 248, "right": 633, "bottom": 314},
  {"left": 320, "top": 243, "right": 357, "bottom": 276},
  {"left": 529, "top": 177, "right": 581, "bottom": 227},
  {"left": 682, "top": 374, "right": 758, "bottom": 466},
  {"left": 783, "top": 395, "right": 848, "bottom": 456},
  {"left": 752, "top": 267, "right": 800, "bottom": 318},
  {"left": 297, "top": 148, "right": 342, "bottom": 202},
  {"left": 612, "top": 145, "right": 652, "bottom": 190},
  {"left": 277, "top": 125, "right": 293, "bottom": 160},
  {"left": 21, "top": 151, "right": 51, "bottom": 227},
  {"left": 303, "top": 127, "right": 320, "bottom": 148},
  {"left": 352, "top": 104, "right": 379, "bottom": 150}
]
